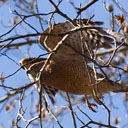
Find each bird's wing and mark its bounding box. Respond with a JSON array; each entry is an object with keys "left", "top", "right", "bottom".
[{"left": 39, "top": 19, "right": 114, "bottom": 55}]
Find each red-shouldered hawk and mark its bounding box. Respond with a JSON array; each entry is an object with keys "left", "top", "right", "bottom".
[{"left": 20, "top": 19, "right": 128, "bottom": 106}]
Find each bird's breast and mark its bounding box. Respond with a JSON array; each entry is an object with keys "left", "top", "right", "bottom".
[{"left": 40, "top": 58, "right": 93, "bottom": 95}]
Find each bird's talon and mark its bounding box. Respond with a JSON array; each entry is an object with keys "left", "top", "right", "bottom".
[
  {"left": 86, "top": 102, "right": 97, "bottom": 112},
  {"left": 86, "top": 97, "right": 98, "bottom": 112}
]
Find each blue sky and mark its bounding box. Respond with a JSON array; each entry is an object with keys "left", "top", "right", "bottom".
[{"left": 0, "top": 0, "right": 128, "bottom": 127}]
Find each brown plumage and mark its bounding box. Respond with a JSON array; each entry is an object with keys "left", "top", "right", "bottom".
[
  {"left": 39, "top": 19, "right": 113, "bottom": 58},
  {"left": 20, "top": 19, "right": 128, "bottom": 106},
  {"left": 20, "top": 56, "right": 128, "bottom": 96}
]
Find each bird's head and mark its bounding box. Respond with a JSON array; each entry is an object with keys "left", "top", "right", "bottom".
[{"left": 19, "top": 57, "right": 46, "bottom": 71}]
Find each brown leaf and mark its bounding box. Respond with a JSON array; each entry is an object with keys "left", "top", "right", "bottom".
[
  {"left": 115, "top": 14, "right": 125, "bottom": 25},
  {"left": 13, "top": 16, "right": 18, "bottom": 25},
  {"left": 113, "top": 117, "right": 120, "bottom": 125},
  {"left": 5, "top": 105, "right": 10, "bottom": 111},
  {"left": 115, "top": 14, "right": 126, "bottom": 30},
  {"left": 10, "top": 120, "right": 15, "bottom": 127},
  {"left": 0, "top": 76, "right": 5, "bottom": 83}
]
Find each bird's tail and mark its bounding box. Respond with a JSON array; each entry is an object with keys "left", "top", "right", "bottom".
[{"left": 97, "top": 79, "right": 128, "bottom": 94}]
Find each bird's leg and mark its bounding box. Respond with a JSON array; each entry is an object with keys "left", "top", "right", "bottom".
[
  {"left": 85, "top": 95, "right": 97, "bottom": 112},
  {"left": 91, "top": 83, "right": 104, "bottom": 105}
]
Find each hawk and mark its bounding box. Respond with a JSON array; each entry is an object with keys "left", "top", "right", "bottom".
[{"left": 20, "top": 19, "right": 128, "bottom": 106}]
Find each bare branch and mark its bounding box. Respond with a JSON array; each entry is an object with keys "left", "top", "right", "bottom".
[
  {"left": 66, "top": 93, "right": 77, "bottom": 128},
  {"left": 77, "top": 0, "right": 99, "bottom": 15}
]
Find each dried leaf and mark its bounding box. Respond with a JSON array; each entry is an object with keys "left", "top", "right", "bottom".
[
  {"left": 115, "top": 14, "right": 125, "bottom": 25},
  {"left": 0, "top": 76, "right": 5, "bottom": 83},
  {"left": 10, "top": 120, "right": 15, "bottom": 127},
  {"left": 13, "top": 16, "right": 18, "bottom": 25},
  {"left": 107, "top": 4, "right": 114, "bottom": 13},
  {"left": 113, "top": 117, "right": 120, "bottom": 125},
  {"left": 5, "top": 105, "right": 10, "bottom": 111},
  {"left": 42, "top": 109, "right": 48, "bottom": 117},
  {"left": 115, "top": 14, "right": 126, "bottom": 30},
  {"left": 30, "top": 2, "right": 33, "bottom": 9}
]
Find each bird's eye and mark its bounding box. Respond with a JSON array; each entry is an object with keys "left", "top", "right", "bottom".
[{"left": 27, "top": 70, "right": 30, "bottom": 74}]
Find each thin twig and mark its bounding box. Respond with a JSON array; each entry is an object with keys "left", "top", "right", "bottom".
[
  {"left": 77, "top": 106, "right": 92, "bottom": 121},
  {"left": 48, "top": 0, "right": 73, "bottom": 23},
  {"left": 0, "top": 82, "right": 35, "bottom": 103},
  {"left": 66, "top": 93, "right": 77, "bottom": 128},
  {"left": 35, "top": 0, "right": 44, "bottom": 31},
  {"left": 15, "top": 11, "right": 39, "bottom": 33},
  {"left": 0, "top": 40, "right": 37, "bottom": 49},
  {"left": 80, "top": 120, "right": 117, "bottom": 128},
  {"left": 48, "top": 108, "right": 63, "bottom": 128},
  {"left": 77, "top": 0, "right": 99, "bottom": 15}
]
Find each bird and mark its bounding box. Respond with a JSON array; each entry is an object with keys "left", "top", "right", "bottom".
[{"left": 20, "top": 19, "right": 128, "bottom": 109}]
